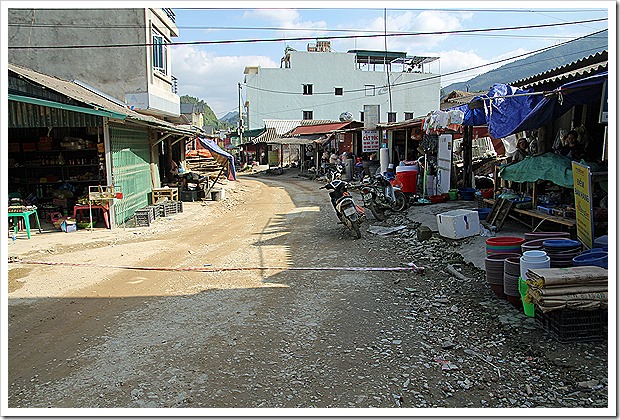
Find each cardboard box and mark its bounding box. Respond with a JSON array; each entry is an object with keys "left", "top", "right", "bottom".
[
  {"left": 61, "top": 220, "right": 77, "bottom": 233},
  {"left": 437, "top": 209, "right": 480, "bottom": 240}
]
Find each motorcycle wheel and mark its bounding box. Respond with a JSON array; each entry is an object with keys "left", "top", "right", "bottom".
[
  {"left": 369, "top": 199, "right": 386, "bottom": 221},
  {"left": 393, "top": 190, "right": 408, "bottom": 212},
  {"left": 346, "top": 217, "right": 362, "bottom": 239}
]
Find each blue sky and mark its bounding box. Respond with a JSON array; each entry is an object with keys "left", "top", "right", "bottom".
[{"left": 169, "top": 2, "right": 611, "bottom": 118}]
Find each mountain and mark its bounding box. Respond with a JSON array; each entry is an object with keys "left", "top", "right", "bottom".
[
  {"left": 441, "top": 30, "right": 608, "bottom": 96},
  {"left": 220, "top": 111, "right": 239, "bottom": 126},
  {"left": 179, "top": 95, "right": 230, "bottom": 130}
]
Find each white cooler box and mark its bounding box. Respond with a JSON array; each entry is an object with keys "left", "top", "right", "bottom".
[{"left": 437, "top": 209, "right": 480, "bottom": 239}]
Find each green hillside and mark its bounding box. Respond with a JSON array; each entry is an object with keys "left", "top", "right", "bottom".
[{"left": 180, "top": 95, "right": 233, "bottom": 130}]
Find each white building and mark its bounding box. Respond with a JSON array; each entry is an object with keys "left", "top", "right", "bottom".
[
  {"left": 243, "top": 42, "right": 440, "bottom": 130},
  {"left": 8, "top": 8, "right": 180, "bottom": 119}
]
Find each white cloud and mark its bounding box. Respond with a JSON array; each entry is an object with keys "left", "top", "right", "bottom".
[
  {"left": 435, "top": 47, "right": 529, "bottom": 87},
  {"left": 172, "top": 45, "right": 278, "bottom": 117}
]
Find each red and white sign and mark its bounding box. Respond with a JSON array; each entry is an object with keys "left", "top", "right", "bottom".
[{"left": 362, "top": 130, "right": 380, "bottom": 152}]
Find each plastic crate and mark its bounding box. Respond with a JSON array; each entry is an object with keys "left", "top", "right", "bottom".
[
  {"left": 162, "top": 201, "right": 178, "bottom": 216},
  {"left": 535, "top": 307, "right": 606, "bottom": 343},
  {"left": 134, "top": 207, "right": 155, "bottom": 227},
  {"left": 180, "top": 190, "right": 198, "bottom": 202},
  {"left": 176, "top": 200, "right": 183, "bottom": 213}
]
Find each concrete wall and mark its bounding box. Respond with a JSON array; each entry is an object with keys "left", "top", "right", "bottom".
[
  {"left": 8, "top": 8, "right": 179, "bottom": 116},
  {"left": 245, "top": 50, "right": 440, "bottom": 129}
]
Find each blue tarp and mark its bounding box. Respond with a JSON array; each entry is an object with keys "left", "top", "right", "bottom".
[
  {"left": 198, "top": 137, "right": 237, "bottom": 181},
  {"left": 450, "top": 71, "right": 607, "bottom": 139},
  {"left": 509, "top": 72, "right": 607, "bottom": 135}
]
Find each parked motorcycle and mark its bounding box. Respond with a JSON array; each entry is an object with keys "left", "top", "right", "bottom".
[
  {"left": 360, "top": 173, "right": 407, "bottom": 221},
  {"left": 320, "top": 179, "right": 366, "bottom": 239}
]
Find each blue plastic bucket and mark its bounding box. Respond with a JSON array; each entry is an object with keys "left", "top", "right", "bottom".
[
  {"left": 476, "top": 208, "right": 491, "bottom": 220},
  {"left": 593, "top": 235, "right": 608, "bottom": 249},
  {"left": 572, "top": 249, "right": 608, "bottom": 269},
  {"left": 458, "top": 187, "right": 476, "bottom": 200}
]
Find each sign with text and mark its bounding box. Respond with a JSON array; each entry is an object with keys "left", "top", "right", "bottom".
[
  {"left": 363, "top": 104, "right": 380, "bottom": 129},
  {"left": 362, "top": 130, "right": 380, "bottom": 152},
  {"left": 572, "top": 161, "right": 594, "bottom": 249}
]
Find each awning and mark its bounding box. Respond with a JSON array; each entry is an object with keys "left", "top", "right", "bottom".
[
  {"left": 450, "top": 71, "right": 607, "bottom": 138},
  {"left": 8, "top": 93, "right": 127, "bottom": 119},
  {"left": 289, "top": 122, "right": 354, "bottom": 135},
  {"left": 197, "top": 137, "right": 236, "bottom": 181}
]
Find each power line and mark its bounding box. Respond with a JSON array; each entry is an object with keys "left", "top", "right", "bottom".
[
  {"left": 242, "top": 29, "right": 606, "bottom": 97},
  {"left": 8, "top": 17, "right": 607, "bottom": 50}
]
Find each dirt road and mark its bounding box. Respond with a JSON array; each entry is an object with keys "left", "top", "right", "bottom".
[{"left": 6, "top": 171, "right": 609, "bottom": 412}]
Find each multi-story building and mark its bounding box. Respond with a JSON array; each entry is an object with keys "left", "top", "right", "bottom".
[
  {"left": 8, "top": 8, "right": 180, "bottom": 119},
  {"left": 243, "top": 42, "right": 440, "bottom": 129}
]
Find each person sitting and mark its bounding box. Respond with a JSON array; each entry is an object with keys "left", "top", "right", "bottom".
[
  {"left": 558, "top": 130, "right": 584, "bottom": 161},
  {"left": 512, "top": 138, "right": 529, "bottom": 163}
]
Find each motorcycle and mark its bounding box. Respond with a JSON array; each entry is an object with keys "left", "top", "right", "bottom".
[
  {"left": 320, "top": 179, "right": 366, "bottom": 239},
  {"left": 360, "top": 173, "right": 407, "bottom": 221}
]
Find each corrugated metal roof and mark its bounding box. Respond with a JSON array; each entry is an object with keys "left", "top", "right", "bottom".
[
  {"left": 290, "top": 122, "right": 353, "bottom": 135},
  {"left": 8, "top": 62, "right": 196, "bottom": 135},
  {"left": 377, "top": 116, "right": 426, "bottom": 130},
  {"left": 511, "top": 50, "right": 608, "bottom": 89}
]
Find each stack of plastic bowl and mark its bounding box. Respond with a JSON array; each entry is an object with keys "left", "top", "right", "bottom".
[
  {"left": 520, "top": 250, "right": 551, "bottom": 280},
  {"left": 503, "top": 256, "right": 522, "bottom": 308},
  {"left": 484, "top": 252, "right": 521, "bottom": 299},
  {"left": 573, "top": 248, "right": 608, "bottom": 269},
  {"left": 519, "top": 250, "right": 551, "bottom": 317},
  {"left": 524, "top": 231, "right": 570, "bottom": 241},
  {"left": 542, "top": 239, "right": 583, "bottom": 268},
  {"left": 486, "top": 236, "right": 525, "bottom": 256}
]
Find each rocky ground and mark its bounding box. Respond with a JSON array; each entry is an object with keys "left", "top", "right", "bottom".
[{"left": 5, "top": 168, "right": 610, "bottom": 414}]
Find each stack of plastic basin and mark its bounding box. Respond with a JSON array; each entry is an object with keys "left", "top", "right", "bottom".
[
  {"left": 524, "top": 231, "right": 570, "bottom": 241},
  {"left": 503, "top": 257, "right": 522, "bottom": 308},
  {"left": 486, "top": 236, "right": 525, "bottom": 255},
  {"left": 485, "top": 252, "right": 520, "bottom": 299},
  {"left": 573, "top": 249, "right": 608, "bottom": 269},
  {"left": 543, "top": 239, "right": 583, "bottom": 268}
]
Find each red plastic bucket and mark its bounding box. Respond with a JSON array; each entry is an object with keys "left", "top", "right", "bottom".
[{"left": 395, "top": 170, "right": 418, "bottom": 193}]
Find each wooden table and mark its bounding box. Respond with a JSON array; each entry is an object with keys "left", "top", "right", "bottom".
[
  {"left": 151, "top": 187, "right": 179, "bottom": 203},
  {"left": 483, "top": 198, "right": 576, "bottom": 233}
]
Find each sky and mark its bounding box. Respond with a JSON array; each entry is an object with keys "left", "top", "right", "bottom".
[{"left": 169, "top": 1, "right": 611, "bottom": 119}]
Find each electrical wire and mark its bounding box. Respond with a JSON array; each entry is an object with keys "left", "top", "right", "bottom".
[
  {"left": 8, "top": 17, "right": 607, "bottom": 49},
  {"left": 242, "top": 30, "right": 607, "bottom": 97}
]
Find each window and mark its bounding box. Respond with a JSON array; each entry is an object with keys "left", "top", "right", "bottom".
[
  {"left": 388, "top": 112, "right": 396, "bottom": 123},
  {"left": 303, "top": 84, "right": 313, "bottom": 95},
  {"left": 360, "top": 112, "right": 364, "bottom": 122},
  {"left": 404, "top": 112, "right": 414, "bottom": 120},
  {"left": 303, "top": 110, "right": 313, "bottom": 120},
  {"left": 365, "top": 85, "right": 375, "bottom": 96},
  {"left": 334, "top": 87, "right": 343, "bottom": 96},
  {"left": 152, "top": 29, "right": 168, "bottom": 75}
]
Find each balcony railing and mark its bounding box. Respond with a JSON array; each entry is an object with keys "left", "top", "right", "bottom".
[
  {"left": 171, "top": 75, "right": 178, "bottom": 94},
  {"left": 162, "top": 8, "right": 176, "bottom": 23}
]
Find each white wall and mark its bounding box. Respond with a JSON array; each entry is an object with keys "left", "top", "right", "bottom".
[
  {"left": 8, "top": 8, "right": 179, "bottom": 117},
  {"left": 245, "top": 50, "right": 440, "bottom": 129}
]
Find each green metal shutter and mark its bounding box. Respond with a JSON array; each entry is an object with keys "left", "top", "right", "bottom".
[{"left": 109, "top": 126, "right": 151, "bottom": 224}]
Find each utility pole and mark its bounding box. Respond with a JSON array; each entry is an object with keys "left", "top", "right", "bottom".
[{"left": 238, "top": 82, "right": 243, "bottom": 144}]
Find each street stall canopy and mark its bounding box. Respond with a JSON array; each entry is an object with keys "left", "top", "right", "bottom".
[
  {"left": 451, "top": 71, "right": 607, "bottom": 138},
  {"left": 197, "top": 137, "right": 236, "bottom": 181}
]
